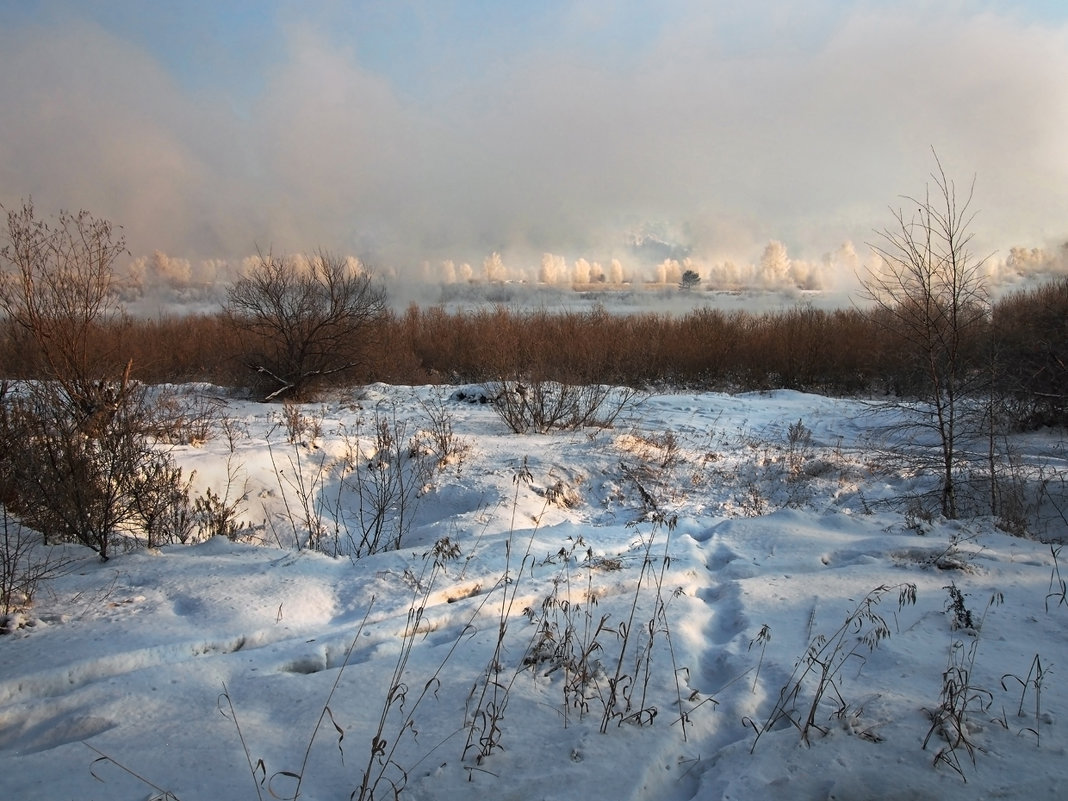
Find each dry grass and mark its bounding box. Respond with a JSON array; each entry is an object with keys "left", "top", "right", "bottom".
[{"left": 747, "top": 583, "right": 918, "bottom": 749}]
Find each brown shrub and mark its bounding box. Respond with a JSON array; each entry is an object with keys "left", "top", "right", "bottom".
[{"left": 5, "top": 280, "right": 1064, "bottom": 411}]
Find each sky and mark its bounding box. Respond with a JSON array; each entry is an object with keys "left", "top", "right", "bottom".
[{"left": 2, "top": 0, "right": 1068, "bottom": 283}]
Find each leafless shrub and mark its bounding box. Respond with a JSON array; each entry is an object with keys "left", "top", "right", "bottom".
[
  {"left": 543, "top": 477, "right": 583, "bottom": 509},
  {"left": 279, "top": 401, "right": 324, "bottom": 445},
  {"left": 1, "top": 506, "right": 67, "bottom": 621},
  {"left": 488, "top": 379, "right": 639, "bottom": 434},
  {"left": 988, "top": 447, "right": 1068, "bottom": 540},
  {"left": 903, "top": 495, "right": 936, "bottom": 535},
  {"left": 1, "top": 379, "right": 191, "bottom": 559},
  {"left": 616, "top": 430, "right": 682, "bottom": 472},
  {"left": 990, "top": 276, "right": 1068, "bottom": 428},
  {"left": 262, "top": 403, "right": 433, "bottom": 558},
  {"left": 0, "top": 202, "right": 194, "bottom": 559},
  {"left": 191, "top": 419, "right": 249, "bottom": 542},
  {"left": 225, "top": 249, "right": 387, "bottom": 401},
  {"left": 734, "top": 482, "right": 769, "bottom": 518},
  {"left": 264, "top": 425, "right": 335, "bottom": 552},
  {"left": 149, "top": 390, "right": 220, "bottom": 446},
  {"left": 192, "top": 488, "right": 246, "bottom": 541},
  {"left": 387, "top": 303, "right": 887, "bottom": 393},
  {"left": 132, "top": 455, "right": 197, "bottom": 547},
  {"left": 417, "top": 390, "right": 470, "bottom": 471},
  {"left": 785, "top": 418, "right": 813, "bottom": 479},
  {"left": 336, "top": 405, "right": 431, "bottom": 559},
  {"left": 0, "top": 201, "right": 129, "bottom": 420}
]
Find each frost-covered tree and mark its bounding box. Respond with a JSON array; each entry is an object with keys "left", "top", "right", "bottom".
[
  {"left": 151, "top": 250, "right": 192, "bottom": 289},
  {"left": 657, "top": 259, "right": 682, "bottom": 285},
  {"left": 440, "top": 259, "right": 458, "bottom": 284},
  {"left": 760, "top": 241, "right": 791, "bottom": 288},
  {"left": 483, "top": 252, "right": 507, "bottom": 283},
  {"left": 573, "top": 258, "right": 592, "bottom": 284},
  {"left": 539, "top": 253, "right": 566, "bottom": 285}
]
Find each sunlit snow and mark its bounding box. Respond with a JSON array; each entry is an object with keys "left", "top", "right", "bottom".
[{"left": 1, "top": 385, "right": 1065, "bottom": 800}]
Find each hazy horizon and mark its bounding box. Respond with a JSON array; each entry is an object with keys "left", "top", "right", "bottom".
[{"left": 3, "top": 1, "right": 1068, "bottom": 297}]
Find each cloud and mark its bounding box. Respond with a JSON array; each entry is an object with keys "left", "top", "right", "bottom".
[
  {"left": 2, "top": 2, "right": 1067, "bottom": 293},
  {"left": 0, "top": 21, "right": 202, "bottom": 252},
  {"left": 249, "top": 23, "right": 420, "bottom": 253}
]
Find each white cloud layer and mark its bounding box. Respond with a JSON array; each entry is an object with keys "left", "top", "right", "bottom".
[{"left": 2, "top": 2, "right": 1067, "bottom": 290}]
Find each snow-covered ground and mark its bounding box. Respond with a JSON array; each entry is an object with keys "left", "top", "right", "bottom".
[{"left": 1, "top": 385, "right": 1066, "bottom": 800}]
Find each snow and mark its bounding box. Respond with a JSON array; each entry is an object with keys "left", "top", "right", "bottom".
[{"left": 1, "top": 385, "right": 1066, "bottom": 800}]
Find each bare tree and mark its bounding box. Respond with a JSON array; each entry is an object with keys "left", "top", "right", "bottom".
[
  {"left": 0, "top": 201, "right": 129, "bottom": 428},
  {"left": 226, "top": 249, "right": 387, "bottom": 401},
  {"left": 863, "top": 154, "right": 990, "bottom": 518}
]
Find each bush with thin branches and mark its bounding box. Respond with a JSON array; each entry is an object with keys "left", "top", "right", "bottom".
[{"left": 225, "top": 249, "right": 387, "bottom": 401}]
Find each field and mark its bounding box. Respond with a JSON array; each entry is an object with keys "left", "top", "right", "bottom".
[{"left": 1, "top": 384, "right": 1066, "bottom": 800}]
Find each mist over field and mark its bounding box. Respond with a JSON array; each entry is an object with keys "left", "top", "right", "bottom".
[
  {"left": 118, "top": 236, "right": 1068, "bottom": 318},
  {"left": 3, "top": 1, "right": 1068, "bottom": 310}
]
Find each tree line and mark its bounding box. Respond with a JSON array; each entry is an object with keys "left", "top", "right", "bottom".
[{"left": 1, "top": 269, "right": 1063, "bottom": 426}]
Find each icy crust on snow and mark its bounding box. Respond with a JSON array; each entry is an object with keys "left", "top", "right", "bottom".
[{"left": 1, "top": 385, "right": 1066, "bottom": 801}]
